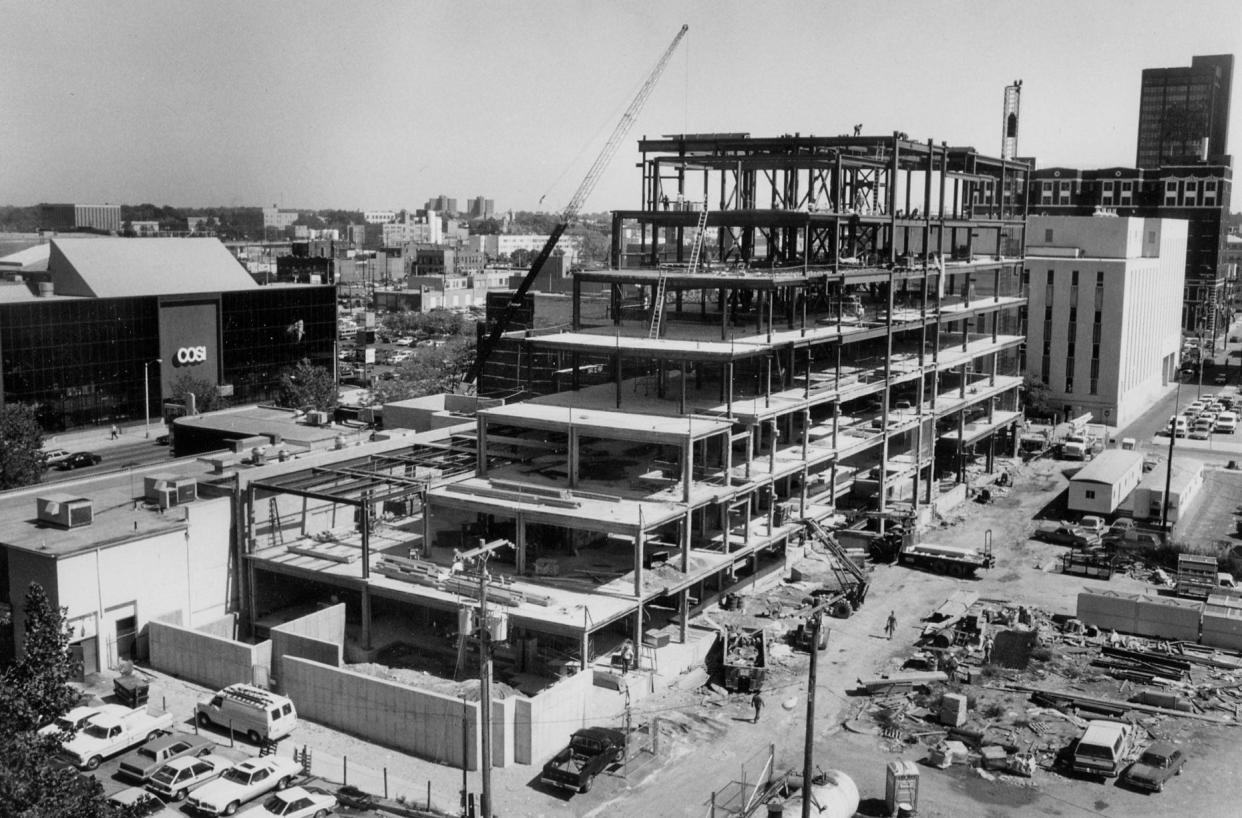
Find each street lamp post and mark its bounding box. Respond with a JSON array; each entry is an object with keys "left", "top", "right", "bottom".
[{"left": 144, "top": 359, "right": 162, "bottom": 438}]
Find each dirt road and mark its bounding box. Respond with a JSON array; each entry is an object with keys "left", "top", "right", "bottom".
[{"left": 573, "top": 458, "right": 1242, "bottom": 818}]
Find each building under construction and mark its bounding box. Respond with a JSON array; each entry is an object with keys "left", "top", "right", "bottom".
[{"left": 229, "top": 131, "right": 1029, "bottom": 767}]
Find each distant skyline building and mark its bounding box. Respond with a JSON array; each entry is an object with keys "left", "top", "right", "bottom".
[
  {"left": 424, "top": 195, "right": 458, "bottom": 214},
  {"left": 1136, "top": 54, "right": 1233, "bottom": 168},
  {"left": 40, "top": 203, "right": 122, "bottom": 234},
  {"left": 467, "top": 196, "right": 495, "bottom": 219},
  {"left": 262, "top": 205, "right": 299, "bottom": 231},
  {"left": 364, "top": 210, "right": 396, "bottom": 224}
]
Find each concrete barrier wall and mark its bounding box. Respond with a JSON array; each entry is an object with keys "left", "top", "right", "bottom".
[
  {"left": 1076, "top": 591, "right": 1139, "bottom": 633},
  {"left": 198, "top": 613, "right": 237, "bottom": 639},
  {"left": 1135, "top": 596, "right": 1202, "bottom": 641},
  {"left": 149, "top": 620, "right": 271, "bottom": 691},
  {"left": 1202, "top": 611, "right": 1242, "bottom": 650},
  {"left": 271, "top": 631, "right": 341, "bottom": 691},
  {"left": 1077, "top": 590, "right": 1204, "bottom": 640},
  {"left": 271, "top": 604, "right": 346, "bottom": 643},
  {"left": 514, "top": 668, "right": 594, "bottom": 765},
  {"left": 281, "top": 656, "right": 481, "bottom": 770}
]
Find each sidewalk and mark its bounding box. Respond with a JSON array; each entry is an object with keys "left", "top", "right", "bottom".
[{"left": 43, "top": 419, "right": 168, "bottom": 454}]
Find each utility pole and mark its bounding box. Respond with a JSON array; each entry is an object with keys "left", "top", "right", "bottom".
[
  {"left": 478, "top": 562, "right": 492, "bottom": 818},
  {"left": 460, "top": 695, "right": 468, "bottom": 817},
  {"left": 456, "top": 537, "right": 510, "bottom": 818},
  {"left": 1162, "top": 379, "right": 1183, "bottom": 529},
  {"left": 800, "top": 610, "right": 823, "bottom": 818}
]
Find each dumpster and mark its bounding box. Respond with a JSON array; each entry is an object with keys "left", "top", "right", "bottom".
[{"left": 114, "top": 674, "right": 150, "bottom": 708}]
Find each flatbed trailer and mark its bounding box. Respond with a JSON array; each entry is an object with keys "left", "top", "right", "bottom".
[{"left": 899, "top": 539, "right": 995, "bottom": 578}]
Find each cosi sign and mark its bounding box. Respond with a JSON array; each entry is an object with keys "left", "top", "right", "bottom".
[{"left": 175, "top": 346, "right": 208, "bottom": 366}]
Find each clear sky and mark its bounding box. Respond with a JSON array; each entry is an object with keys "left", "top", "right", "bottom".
[{"left": 2, "top": 0, "right": 1240, "bottom": 213}]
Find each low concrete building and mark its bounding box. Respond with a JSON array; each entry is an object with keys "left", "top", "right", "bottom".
[
  {"left": 1067, "top": 449, "right": 1144, "bottom": 515},
  {"left": 1133, "top": 458, "right": 1204, "bottom": 523},
  {"left": 0, "top": 464, "right": 233, "bottom": 677},
  {"left": 1025, "top": 215, "right": 1187, "bottom": 428}
]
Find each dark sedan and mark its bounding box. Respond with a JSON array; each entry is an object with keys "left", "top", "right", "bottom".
[
  {"left": 55, "top": 452, "right": 102, "bottom": 470},
  {"left": 1121, "top": 741, "right": 1186, "bottom": 792}
]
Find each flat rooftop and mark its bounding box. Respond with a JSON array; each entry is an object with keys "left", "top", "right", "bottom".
[{"left": 478, "top": 403, "right": 733, "bottom": 445}]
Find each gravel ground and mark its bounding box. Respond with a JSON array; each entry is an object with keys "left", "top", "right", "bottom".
[{"left": 82, "top": 453, "right": 1242, "bottom": 817}]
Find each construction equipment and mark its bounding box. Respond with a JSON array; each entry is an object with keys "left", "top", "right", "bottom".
[
  {"left": 801, "top": 518, "right": 870, "bottom": 617},
  {"left": 464, "top": 24, "right": 689, "bottom": 384},
  {"left": 648, "top": 196, "right": 708, "bottom": 338}
]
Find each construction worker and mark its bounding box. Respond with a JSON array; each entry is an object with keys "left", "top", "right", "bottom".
[
  {"left": 619, "top": 639, "right": 635, "bottom": 675},
  {"left": 885, "top": 610, "right": 897, "bottom": 640},
  {"left": 751, "top": 691, "right": 764, "bottom": 723}
]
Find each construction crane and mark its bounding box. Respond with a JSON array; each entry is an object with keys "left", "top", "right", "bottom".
[{"left": 463, "top": 24, "right": 689, "bottom": 385}]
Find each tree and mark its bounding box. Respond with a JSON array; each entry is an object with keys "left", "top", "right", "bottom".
[
  {"left": 0, "top": 404, "right": 45, "bottom": 490},
  {"left": 367, "top": 338, "right": 475, "bottom": 404},
  {"left": 274, "top": 360, "right": 338, "bottom": 412},
  {"left": 1022, "top": 373, "right": 1055, "bottom": 421},
  {"left": 1, "top": 584, "right": 80, "bottom": 733},
  {"left": 0, "top": 583, "right": 111, "bottom": 818},
  {"left": 169, "top": 373, "right": 229, "bottom": 414}
]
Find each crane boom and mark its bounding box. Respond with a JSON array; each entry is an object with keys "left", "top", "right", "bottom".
[{"left": 463, "top": 24, "right": 689, "bottom": 386}]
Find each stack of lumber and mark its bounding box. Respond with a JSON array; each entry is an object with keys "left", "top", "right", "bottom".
[{"left": 374, "top": 555, "right": 445, "bottom": 588}]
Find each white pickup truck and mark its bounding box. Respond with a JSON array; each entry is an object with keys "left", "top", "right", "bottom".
[{"left": 59, "top": 706, "right": 175, "bottom": 770}]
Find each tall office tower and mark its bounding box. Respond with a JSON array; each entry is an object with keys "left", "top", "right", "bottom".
[{"left": 1136, "top": 54, "right": 1233, "bottom": 168}]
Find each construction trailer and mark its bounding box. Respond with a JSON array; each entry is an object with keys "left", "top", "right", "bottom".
[{"left": 1066, "top": 450, "right": 1144, "bottom": 516}]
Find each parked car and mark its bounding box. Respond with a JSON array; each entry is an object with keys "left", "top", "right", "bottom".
[
  {"left": 1168, "top": 416, "right": 1188, "bottom": 437},
  {"left": 38, "top": 704, "right": 127, "bottom": 738},
  {"left": 186, "top": 756, "right": 303, "bottom": 816},
  {"left": 42, "top": 448, "right": 71, "bottom": 468},
  {"left": 1078, "top": 516, "right": 1106, "bottom": 537},
  {"left": 1216, "top": 411, "right": 1238, "bottom": 433},
  {"left": 1035, "top": 524, "right": 1101, "bottom": 548},
  {"left": 106, "top": 786, "right": 165, "bottom": 817},
  {"left": 394, "top": 336, "right": 415, "bottom": 347},
  {"left": 117, "top": 731, "right": 214, "bottom": 782},
  {"left": 236, "top": 786, "right": 336, "bottom": 818},
  {"left": 1121, "top": 740, "right": 1186, "bottom": 792},
  {"left": 56, "top": 452, "right": 102, "bottom": 470},
  {"left": 146, "top": 753, "right": 233, "bottom": 802},
  {"left": 1190, "top": 421, "right": 1212, "bottom": 440},
  {"left": 540, "top": 727, "right": 626, "bottom": 794}
]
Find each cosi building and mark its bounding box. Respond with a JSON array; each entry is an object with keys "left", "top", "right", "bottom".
[{"left": 0, "top": 238, "right": 336, "bottom": 431}]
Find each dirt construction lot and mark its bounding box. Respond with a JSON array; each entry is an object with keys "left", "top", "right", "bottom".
[{"left": 95, "top": 455, "right": 1242, "bottom": 817}]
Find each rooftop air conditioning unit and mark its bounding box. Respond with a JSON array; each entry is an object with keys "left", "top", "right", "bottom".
[
  {"left": 36, "top": 494, "right": 93, "bottom": 529},
  {"left": 307, "top": 410, "right": 330, "bottom": 426},
  {"left": 143, "top": 475, "right": 198, "bottom": 507}
]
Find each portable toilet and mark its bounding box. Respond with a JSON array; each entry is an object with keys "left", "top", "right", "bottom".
[{"left": 885, "top": 759, "right": 919, "bottom": 816}]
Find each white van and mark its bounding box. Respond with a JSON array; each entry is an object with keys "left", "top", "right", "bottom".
[
  {"left": 195, "top": 684, "right": 297, "bottom": 743},
  {"left": 1216, "top": 411, "right": 1237, "bottom": 433}
]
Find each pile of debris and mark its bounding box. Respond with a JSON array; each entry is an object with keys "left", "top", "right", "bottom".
[{"left": 846, "top": 594, "right": 1242, "bottom": 787}]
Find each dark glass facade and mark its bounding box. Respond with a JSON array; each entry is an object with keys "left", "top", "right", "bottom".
[
  {"left": 0, "top": 297, "right": 159, "bottom": 431},
  {"left": 221, "top": 287, "right": 336, "bottom": 405},
  {"left": 0, "top": 285, "right": 336, "bottom": 431}
]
